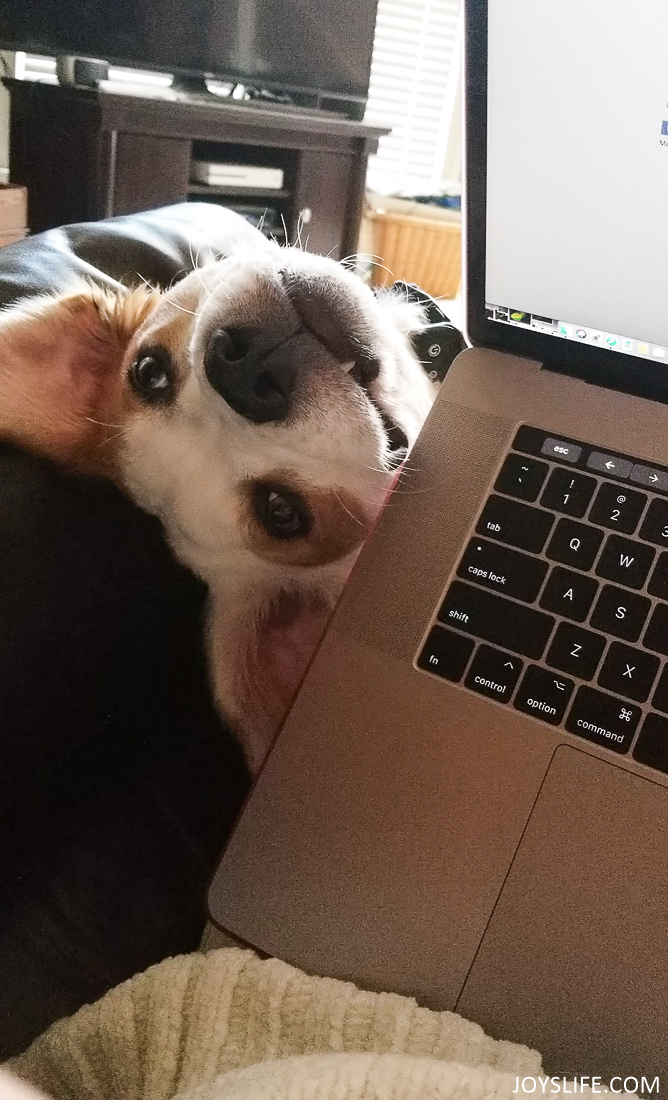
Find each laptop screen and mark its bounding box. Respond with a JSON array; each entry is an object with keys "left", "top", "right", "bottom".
[{"left": 468, "top": 0, "right": 668, "bottom": 381}]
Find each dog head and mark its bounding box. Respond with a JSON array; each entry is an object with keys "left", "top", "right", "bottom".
[{"left": 0, "top": 241, "right": 437, "bottom": 769}]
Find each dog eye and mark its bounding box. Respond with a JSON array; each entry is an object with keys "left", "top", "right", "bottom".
[
  {"left": 129, "top": 349, "right": 174, "bottom": 403},
  {"left": 253, "top": 483, "right": 312, "bottom": 540}
]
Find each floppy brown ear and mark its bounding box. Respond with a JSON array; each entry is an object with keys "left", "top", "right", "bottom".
[{"left": 0, "top": 282, "right": 161, "bottom": 475}]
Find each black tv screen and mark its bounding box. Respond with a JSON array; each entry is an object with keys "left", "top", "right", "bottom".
[{"left": 0, "top": 0, "right": 379, "bottom": 102}]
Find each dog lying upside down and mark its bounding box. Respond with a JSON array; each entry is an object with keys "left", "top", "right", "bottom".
[{"left": 0, "top": 235, "right": 436, "bottom": 772}]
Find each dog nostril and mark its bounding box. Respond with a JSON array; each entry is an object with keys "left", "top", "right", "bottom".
[
  {"left": 254, "top": 373, "right": 282, "bottom": 401},
  {"left": 204, "top": 327, "right": 298, "bottom": 423},
  {"left": 212, "top": 328, "right": 251, "bottom": 362}
]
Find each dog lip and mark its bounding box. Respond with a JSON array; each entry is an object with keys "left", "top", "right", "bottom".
[{"left": 278, "top": 268, "right": 381, "bottom": 385}]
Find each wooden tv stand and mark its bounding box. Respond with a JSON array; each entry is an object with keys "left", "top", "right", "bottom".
[{"left": 3, "top": 78, "right": 388, "bottom": 259}]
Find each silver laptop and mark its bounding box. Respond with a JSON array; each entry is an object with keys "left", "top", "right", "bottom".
[{"left": 209, "top": 0, "right": 668, "bottom": 1081}]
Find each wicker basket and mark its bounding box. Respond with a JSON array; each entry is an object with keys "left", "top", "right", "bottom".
[{"left": 366, "top": 209, "right": 461, "bottom": 299}]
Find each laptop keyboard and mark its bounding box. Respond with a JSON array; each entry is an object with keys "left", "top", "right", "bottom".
[{"left": 416, "top": 425, "right": 668, "bottom": 776}]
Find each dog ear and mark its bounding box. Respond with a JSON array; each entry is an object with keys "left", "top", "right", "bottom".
[{"left": 0, "top": 282, "right": 161, "bottom": 474}]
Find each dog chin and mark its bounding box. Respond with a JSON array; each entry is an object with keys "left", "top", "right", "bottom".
[{"left": 209, "top": 582, "right": 342, "bottom": 774}]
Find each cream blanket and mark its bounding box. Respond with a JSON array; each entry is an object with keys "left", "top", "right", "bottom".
[{"left": 8, "top": 947, "right": 547, "bottom": 1100}]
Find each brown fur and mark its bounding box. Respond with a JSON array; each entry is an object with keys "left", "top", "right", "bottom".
[
  {"left": 0, "top": 283, "right": 160, "bottom": 476},
  {"left": 237, "top": 473, "right": 371, "bottom": 567}
]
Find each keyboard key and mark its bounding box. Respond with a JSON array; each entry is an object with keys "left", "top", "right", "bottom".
[
  {"left": 546, "top": 622, "right": 606, "bottom": 679},
  {"left": 438, "top": 582, "right": 554, "bottom": 660},
  {"left": 648, "top": 553, "right": 668, "bottom": 600},
  {"left": 639, "top": 497, "right": 668, "bottom": 547},
  {"left": 457, "top": 539, "right": 548, "bottom": 603},
  {"left": 513, "top": 665, "right": 573, "bottom": 724},
  {"left": 464, "top": 645, "right": 522, "bottom": 703},
  {"left": 494, "top": 454, "right": 549, "bottom": 502},
  {"left": 595, "top": 535, "right": 655, "bottom": 589},
  {"left": 546, "top": 518, "right": 603, "bottom": 571},
  {"left": 589, "top": 585, "right": 651, "bottom": 642},
  {"left": 643, "top": 603, "right": 668, "bottom": 657},
  {"left": 588, "top": 483, "right": 647, "bottom": 534},
  {"left": 597, "top": 642, "right": 659, "bottom": 702},
  {"left": 417, "top": 626, "right": 474, "bottom": 682},
  {"left": 540, "top": 468, "right": 596, "bottom": 518},
  {"left": 566, "top": 685, "right": 640, "bottom": 753},
  {"left": 651, "top": 666, "right": 668, "bottom": 714},
  {"left": 630, "top": 464, "right": 668, "bottom": 492},
  {"left": 633, "top": 712, "right": 668, "bottom": 773},
  {"left": 586, "top": 452, "right": 632, "bottom": 478},
  {"left": 541, "top": 437, "right": 581, "bottom": 463},
  {"left": 539, "top": 567, "right": 598, "bottom": 622},
  {"left": 476, "top": 496, "right": 554, "bottom": 553}
]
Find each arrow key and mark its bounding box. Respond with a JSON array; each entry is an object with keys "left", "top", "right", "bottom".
[
  {"left": 514, "top": 664, "right": 575, "bottom": 724},
  {"left": 587, "top": 452, "right": 633, "bottom": 478},
  {"left": 630, "top": 464, "right": 668, "bottom": 492},
  {"left": 464, "top": 644, "right": 523, "bottom": 703}
]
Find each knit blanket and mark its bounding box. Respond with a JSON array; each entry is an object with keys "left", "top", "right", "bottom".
[{"left": 8, "top": 947, "right": 547, "bottom": 1100}]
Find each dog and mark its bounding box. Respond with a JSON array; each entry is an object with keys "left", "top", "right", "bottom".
[{"left": 0, "top": 236, "right": 437, "bottom": 772}]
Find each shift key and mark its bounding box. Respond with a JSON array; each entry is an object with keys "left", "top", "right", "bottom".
[
  {"left": 457, "top": 538, "right": 548, "bottom": 602},
  {"left": 476, "top": 495, "right": 554, "bottom": 553},
  {"left": 438, "top": 581, "right": 555, "bottom": 660}
]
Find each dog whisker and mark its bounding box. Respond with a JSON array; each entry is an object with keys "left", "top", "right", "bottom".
[
  {"left": 280, "top": 213, "right": 289, "bottom": 249},
  {"left": 188, "top": 243, "right": 212, "bottom": 293},
  {"left": 370, "top": 259, "right": 397, "bottom": 282},
  {"left": 132, "top": 272, "right": 156, "bottom": 295},
  {"left": 85, "top": 416, "right": 124, "bottom": 429},
  {"left": 94, "top": 428, "right": 128, "bottom": 449},
  {"left": 334, "top": 489, "right": 366, "bottom": 528}
]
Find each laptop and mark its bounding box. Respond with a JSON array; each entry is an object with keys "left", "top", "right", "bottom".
[{"left": 209, "top": 0, "right": 668, "bottom": 1081}]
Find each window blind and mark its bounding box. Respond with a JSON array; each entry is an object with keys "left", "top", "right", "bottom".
[
  {"left": 365, "top": 0, "right": 461, "bottom": 195},
  {"left": 17, "top": 53, "right": 172, "bottom": 87}
]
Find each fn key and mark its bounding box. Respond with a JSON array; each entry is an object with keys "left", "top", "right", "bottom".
[{"left": 418, "top": 626, "right": 474, "bottom": 682}]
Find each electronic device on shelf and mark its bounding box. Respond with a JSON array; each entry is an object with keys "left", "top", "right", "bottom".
[{"left": 0, "top": 0, "right": 379, "bottom": 119}]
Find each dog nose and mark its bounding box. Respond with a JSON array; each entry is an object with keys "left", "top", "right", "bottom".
[{"left": 204, "top": 328, "right": 299, "bottom": 423}]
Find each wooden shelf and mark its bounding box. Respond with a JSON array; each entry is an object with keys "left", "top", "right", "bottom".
[{"left": 4, "top": 78, "right": 389, "bottom": 259}]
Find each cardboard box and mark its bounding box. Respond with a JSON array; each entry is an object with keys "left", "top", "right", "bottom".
[
  {"left": 0, "top": 185, "right": 28, "bottom": 241},
  {"left": 0, "top": 229, "right": 27, "bottom": 248}
]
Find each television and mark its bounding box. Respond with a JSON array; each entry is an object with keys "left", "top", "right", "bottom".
[{"left": 0, "top": 0, "right": 379, "bottom": 116}]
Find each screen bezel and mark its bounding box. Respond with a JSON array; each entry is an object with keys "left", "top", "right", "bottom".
[{"left": 464, "top": 0, "right": 668, "bottom": 405}]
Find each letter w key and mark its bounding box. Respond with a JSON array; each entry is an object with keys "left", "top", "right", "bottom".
[{"left": 596, "top": 535, "right": 655, "bottom": 589}]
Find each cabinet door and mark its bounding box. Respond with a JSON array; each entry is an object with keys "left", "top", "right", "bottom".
[
  {"left": 112, "top": 134, "right": 192, "bottom": 216},
  {"left": 292, "top": 150, "right": 359, "bottom": 260}
]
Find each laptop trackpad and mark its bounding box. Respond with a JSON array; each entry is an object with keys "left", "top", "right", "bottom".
[{"left": 456, "top": 745, "right": 668, "bottom": 1080}]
